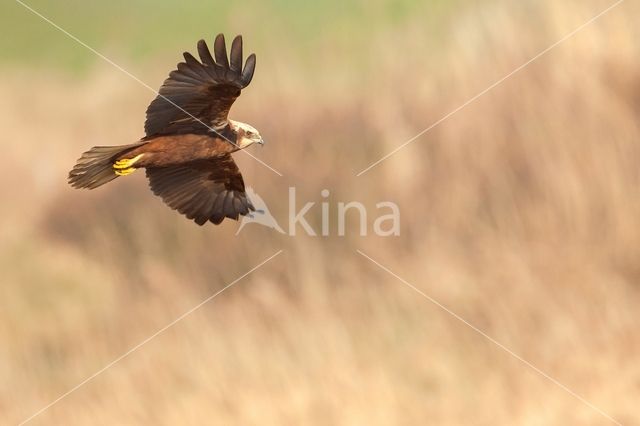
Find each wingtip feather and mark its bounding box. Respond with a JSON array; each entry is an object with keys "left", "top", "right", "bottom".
[
  {"left": 214, "top": 33, "right": 229, "bottom": 67},
  {"left": 197, "top": 39, "right": 215, "bottom": 66},
  {"left": 241, "top": 53, "right": 256, "bottom": 87},
  {"left": 230, "top": 35, "right": 243, "bottom": 72}
]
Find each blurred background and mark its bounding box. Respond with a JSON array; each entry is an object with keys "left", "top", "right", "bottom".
[{"left": 2, "top": 0, "right": 639, "bottom": 424}]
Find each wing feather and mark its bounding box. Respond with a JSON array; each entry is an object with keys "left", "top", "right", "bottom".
[
  {"left": 214, "top": 34, "right": 229, "bottom": 68},
  {"left": 197, "top": 39, "right": 216, "bottom": 66},
  {"left": 241, "top": 54, "right": 257, "bottom": 87},
  {"left": 144, "top": 34, "right": 256, "bottom": 136},
  {"left": 146, "top": 155, "right": 255, "bottom": 226},
  {"left": 230, "top": 36, "right": 243, "bottom": 72}
]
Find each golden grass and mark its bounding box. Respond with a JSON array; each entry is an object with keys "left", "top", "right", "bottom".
[{"left": 2, "top": 0, "right": 640, "bottom": 424}]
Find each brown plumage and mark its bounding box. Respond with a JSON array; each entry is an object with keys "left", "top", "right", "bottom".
[{"left": 68, "top": 34, "right": 265, "bottom": 226}]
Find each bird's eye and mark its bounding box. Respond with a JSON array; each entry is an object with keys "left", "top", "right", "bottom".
[{"left": 247, "top": 131, "right": 254, "bottom": 136}]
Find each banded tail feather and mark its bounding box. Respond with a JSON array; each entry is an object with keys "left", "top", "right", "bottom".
[{"left": 68, "top": 142, "right": 145, "bottom": 189}]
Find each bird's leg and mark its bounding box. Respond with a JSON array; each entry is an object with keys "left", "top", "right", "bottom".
[{"left": 113, "top": 154, "right": 145, "bottom": 176}]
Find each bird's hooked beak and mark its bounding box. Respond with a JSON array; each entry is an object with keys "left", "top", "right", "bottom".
[{"left": 258, "top": 138, "right": 265, "bottom": 146}]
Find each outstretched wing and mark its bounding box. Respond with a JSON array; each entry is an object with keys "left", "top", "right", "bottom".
[
  {"left": 146, "top": 155, "right": 255, "bottom": 225},
  {"left": 144, "top": 34, "right": 256, "bottom": 136}
]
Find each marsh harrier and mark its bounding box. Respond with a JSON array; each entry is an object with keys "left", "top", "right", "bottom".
[{"left": 69, "top": 34, "right": 262, "bottom": 225}]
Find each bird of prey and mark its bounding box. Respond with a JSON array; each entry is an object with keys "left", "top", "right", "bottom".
[{"left": 68, "top": 34, "right": 263, "bottom": 225}]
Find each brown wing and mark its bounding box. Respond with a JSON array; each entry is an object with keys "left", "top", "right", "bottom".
[
  {"left": 144, "top": 34, "right": 256, "bottom": 136},
  {"left": 146, "top": 155, "right": 255, "bottom": 225}
]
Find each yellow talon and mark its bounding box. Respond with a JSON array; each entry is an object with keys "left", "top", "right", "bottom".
[
  {"left": 113, "top": 154, "right": 144, "bottom": 170},
  {"left": 114, "top": 168, "right": 137, "bottom": 176},
  {"left": 113, "top": 154, "right": 144, "bottom": 176}
]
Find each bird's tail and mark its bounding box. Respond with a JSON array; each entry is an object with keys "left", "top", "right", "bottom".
[{"left": 68, "top": 142, "right": 145, "bottom": 189}]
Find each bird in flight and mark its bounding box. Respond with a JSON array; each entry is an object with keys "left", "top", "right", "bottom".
[{"left": 69, "top": 34, "right": 263, "bottom": 225}]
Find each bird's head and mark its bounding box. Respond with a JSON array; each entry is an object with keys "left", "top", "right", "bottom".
[{"left": 229, "top": 120, "right": 264, "bottom": 149}]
